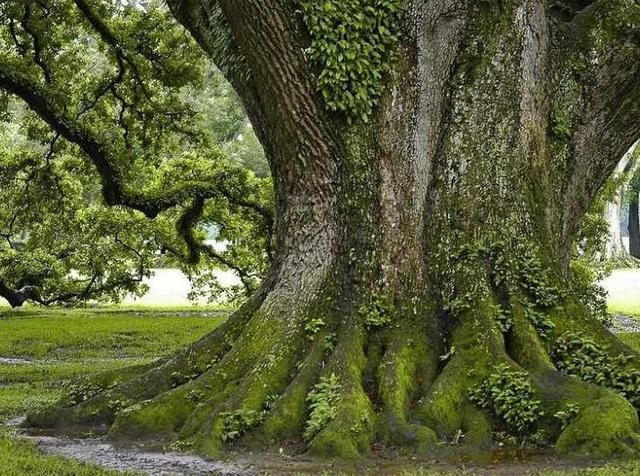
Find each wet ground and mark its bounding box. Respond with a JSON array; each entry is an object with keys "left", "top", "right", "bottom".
[
  {"left": 0, "top": 416, "right": 614, "bottom": 476},
  {"left": 27, "top": 433, "right": 249, "bottom": 475},
  {"left": 612, "top": 314, "right": 640, "bottom": 333},
  {"left": 11, "top": 427, "right": 612, "bottom": 476}
]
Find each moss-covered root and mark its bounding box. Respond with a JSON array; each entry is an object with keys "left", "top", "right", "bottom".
[
  {"left": 307, "top": 323, "right": 375, "bottom": 458},
  {"left": 555, "top": 389, "right": 640, "bottom": 457},
  {"left": 27, "top": 298, "right": 259, "bottom": 429},
  {"left": 257, "top": 331, "right": 328, "bottom": 444},
  {"left": 107, "top": 305, "right": 311, "bottom": 452},
  {"left": 416, "top": 300, "right": 506, "bottom": 451},
  {"left": 375, "top": 321, "right": 440, "bottom": 452},
  {"left": 508, "top": 305, "right": 640, "bottom": 458}
]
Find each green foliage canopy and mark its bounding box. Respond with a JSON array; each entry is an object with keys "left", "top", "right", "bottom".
[{"left": 0, "top": 0, "right": 272, "bottom": 306}]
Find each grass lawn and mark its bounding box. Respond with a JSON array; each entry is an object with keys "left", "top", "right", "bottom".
[
  {"left": 1, "top": 306, "right": 640, "bottom": 475},
  {"left": 0, "top": 306, "right": 226, "bottom": 475},
  {"left": 603, "top": 269, "right": 640, "bottom": 317},
  {"left": 609, "top": 298, "right": 640, "bottom": 317}
]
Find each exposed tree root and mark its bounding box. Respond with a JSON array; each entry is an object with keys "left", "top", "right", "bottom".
[
  {"left": 375, "top": 316, "right": 440, "bottom": 452},
  {"left": 27, "top": 286, "right": 268, "bottom": 428},
  {"left": 26, "top": 281, "right": 640, "bottom": 461},
  {"left": 509, "top": 304, "right": 640, "bottom": 457},
  {"left": 416, "top": 298, "right": 501, "bottom": 452}
]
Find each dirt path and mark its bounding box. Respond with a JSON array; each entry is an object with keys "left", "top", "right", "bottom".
[{"left": 11, "top": 426, "right": 609, "bottom": 476}]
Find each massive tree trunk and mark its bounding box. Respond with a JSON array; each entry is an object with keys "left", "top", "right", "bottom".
[{"left": 29, "top": 0, "right": 640, "bottom": 459}]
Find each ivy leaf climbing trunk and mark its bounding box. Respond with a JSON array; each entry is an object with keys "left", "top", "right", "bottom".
[{"left": 29, "top": 0, "right": 640, "bottom": 460}]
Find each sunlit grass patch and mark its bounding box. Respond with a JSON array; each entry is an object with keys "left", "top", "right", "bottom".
[{"left": 0, "top": 308, "right": 227, "bottom": 359}]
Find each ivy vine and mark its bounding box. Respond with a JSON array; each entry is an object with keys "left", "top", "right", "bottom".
[{"left": 300, "top": 0, "right": 403, "bottom": 122}]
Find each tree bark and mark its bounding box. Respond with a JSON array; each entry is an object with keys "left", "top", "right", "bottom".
[
  {"left": 29, "top": 0, "right": 640, "bottom": 460},
  {"left": 630, "top": 190, "right": 640, "bottom": 258},
  {"left": 605, "top": 194, "right": 626, "bottom": 258}
]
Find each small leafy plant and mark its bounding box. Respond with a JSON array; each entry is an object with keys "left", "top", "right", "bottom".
[
  {"left": 221, "top": 409, "right": 265, "bottom": 442},
  {"left": 360, "top": 293, "right": 391, "bottom": 329},
  {"left": 304, "top": 373, "right": 341, "bottom": 440},
  {"left": 552, "top": 332, "right": 640, "bottom": 407},
  {"left": 304, "top": 317, "right": 325, "bottom": 341},
  {"left": 470, "top": 364, "right": 544, "bottom": 436},
  {"left": 221, "top": 392, "right": 282, "bottom": 442},
  {"left": 554, "top": 403, "right": 581, "bottom": 430}
]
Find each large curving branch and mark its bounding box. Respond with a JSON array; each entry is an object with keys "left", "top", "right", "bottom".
[
  {"left": 164, "top": 0, "right": 276, "bottom": 168},
  {"left": 557, "top": 0, "right": 640, "bottom": 246},
  {"left": 0, "top": 61, "right": 273, "bottom": 224}
]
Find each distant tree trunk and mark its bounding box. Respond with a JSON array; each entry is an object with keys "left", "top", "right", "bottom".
[
  {"left": 630, "top": 189, "right": 640, "bottom": 258},
  {"left": 606, "top": 187, "right": 628, "bottom": 259},
  {"left": 30, "top": 0, "right": 640, "bottom": 459},
  {"left": 605, "top": 148, "right": 636, "bottom": 260}
]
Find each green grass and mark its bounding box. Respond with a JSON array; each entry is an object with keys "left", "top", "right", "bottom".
[
  {"left": 619, "top": 333, "right": 640, "bottom": 352},
  {"left": 0, "top": 307, "right": 228, "bottom": 475},
  {"left": 609, "top": 298, "right": 640, "bottom": 317},
  {"left": 0, "top": 427, "right": 139, "bottom": 475},
  {"left": 0, "top": 308, "right": 225, "bottom": 359}
]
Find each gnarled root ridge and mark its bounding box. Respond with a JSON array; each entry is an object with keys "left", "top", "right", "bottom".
[{"left": 26, "top": 285, "right": 640, "bottom": 460}]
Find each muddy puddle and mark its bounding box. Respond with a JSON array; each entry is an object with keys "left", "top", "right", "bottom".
[
  {"left": 20, "top": 428, "right": 251, "bottom": 475},
  {"left": 0, "top": 418, "right": 612, "bottom": 475},
  {"left": 0, "top": 357, "right": 32, "bottom": 365}
]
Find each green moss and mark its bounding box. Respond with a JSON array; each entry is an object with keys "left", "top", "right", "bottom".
[
  {"left": 417, "top": 297, "right": 501, "bottom": 446},
  {"left": 375, "top": 320, "right": 440, "bottom": 452},
  {"left": 309, "top": 324, "right": 375, "bottom": 458},
  {"left": 555, "top": 394, "right": 640, "bottom": 457},
  {"left": 110, "top": 387, "right": 193, "bottom": 437},
  {"left": 259, "top": 335, "right": 327, "bottom": 442}
]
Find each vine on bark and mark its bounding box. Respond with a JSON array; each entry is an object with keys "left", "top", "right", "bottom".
[
  {"left": 299, "top": 0, "right": 402, "bottom": 122},
  {"left": 447, "top": 239, "right": 558, "bottom": 339}
]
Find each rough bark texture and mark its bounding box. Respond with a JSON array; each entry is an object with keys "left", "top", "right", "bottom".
[{"left": 29, "top": 0, "right": 640, "bottom": 460}]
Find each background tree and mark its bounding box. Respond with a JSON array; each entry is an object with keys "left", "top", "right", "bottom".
[
  {"left": 0, "top": 2, "right": 272, "bottom": 307},
  {"left": 602, "top": 147, "right": 636, "bottom": 260},
  {"left": 628, "top": 161, "right": 640, "bottom": 259},
  {"left": 1, "top": 0, "right": 640, "bottom": 461}
]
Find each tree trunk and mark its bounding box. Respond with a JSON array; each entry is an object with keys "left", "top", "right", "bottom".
[
  {"left": 605, "top": 194, "right": 626, "bottom": 258},
  {"left": 630, "top": 191, "right": 640, "bottom": 258},
  {"left": 29, "top": 0, "right": 640, "bottom": 460},
  {"left": 604, "top": 150, "right": 635, "bottom": 260}
]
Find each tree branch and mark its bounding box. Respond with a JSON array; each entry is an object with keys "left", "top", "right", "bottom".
[
  {"left": 0, "top": 62, "right": 273, "bottom": 225},
  {"left": 558, "top": 0, "right": 640, "bottom": 245}
]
